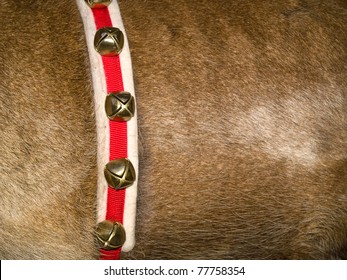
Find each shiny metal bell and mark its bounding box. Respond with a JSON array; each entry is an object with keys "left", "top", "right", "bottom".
[
  {"left": 84, "top": 0, "right": 112, "bottom": 8},
  {"left": 96, "top": 220, "right": 126, "bottom": 250},
  {"left": 104, "top": 158, "right": 136, "bottom": 190},
  {"left": 94, "top": 27, "right": 124, "bottom": 56},
  {"left": 105, "top": 92, "right": 135, "bottom": 121}
]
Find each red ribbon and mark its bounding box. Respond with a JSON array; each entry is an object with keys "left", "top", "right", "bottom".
[{"left": 92, "top": 7, "right": 127, "bottom": 260}]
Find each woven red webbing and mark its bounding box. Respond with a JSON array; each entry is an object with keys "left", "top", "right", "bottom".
[{"left": 92, "top": 7, "right": 127, "bottom": 260}]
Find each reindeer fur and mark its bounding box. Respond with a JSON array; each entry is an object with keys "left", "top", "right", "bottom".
[{"left": 1, "top": 0, "right": 346, "bottom": 259}]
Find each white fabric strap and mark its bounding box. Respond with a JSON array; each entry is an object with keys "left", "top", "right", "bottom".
[{"left": 76, "top": 0, "right": 138, "bottom": 252}]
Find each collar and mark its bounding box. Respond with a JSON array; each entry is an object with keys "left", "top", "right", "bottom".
[{"left": 76, "top": 0, "right": 138, "bottom": 259}]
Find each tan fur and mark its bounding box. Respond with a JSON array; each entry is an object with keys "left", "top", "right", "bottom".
[
  {"left": 0, "top": 1, "right": 98, "bottom": 259},
  {"left": 1, "top": 0, "right": 346, "bottom": 259}
]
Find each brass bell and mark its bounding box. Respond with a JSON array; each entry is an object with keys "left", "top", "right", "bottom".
[
  {"left": 96, "top": 220, "right": 126, "bottom": 250},
  {"left": 104, "top": 158, "right": 136, "bottom": 190},
  {"left": 105, "top": 92, "right": 135, "bottom": 121},
  {"left": 94, "top": 27, "right": 124, "bottom": 56},
  {"left": 84, "top": 0, "right": 112, "bottom": 8}
]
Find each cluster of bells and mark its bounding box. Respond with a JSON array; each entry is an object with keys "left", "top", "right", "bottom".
[{"left": 85, "top": 0, "right": 135, "bottom": 250}]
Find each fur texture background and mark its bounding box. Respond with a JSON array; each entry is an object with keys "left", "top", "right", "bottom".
[
  {"left": 1, "top": 0, "right": 346, "bottom": 259},
  {"left": 0, "top": 1, "right": 98, "bottom": 259}
]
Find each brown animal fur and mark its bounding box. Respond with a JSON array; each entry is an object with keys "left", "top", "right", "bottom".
[{"left": 1, "top": 0, "right": 346, "bottom": 259}]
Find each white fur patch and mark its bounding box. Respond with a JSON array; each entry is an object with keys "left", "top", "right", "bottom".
[
  {"left": 245, "top": 104, "right": 318, "bottom": 166},
  {"left": 76, "top": 0, "right": 138, "bottom": 252}
]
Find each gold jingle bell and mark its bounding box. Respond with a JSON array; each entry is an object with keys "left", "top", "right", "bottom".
[
  {"left": 104, "top": 158, "right": 136, "bottom": 190},
  {"left": 96, "top": 220, "right": 126, "bottom": 250},
  {"left": 94, "top": 27, "right": 124, "bottom": 56},
  {"left": 84, "top": 0, "right": 112, "bottom": 9},
  {"left": 105, "top": 91, "right": 135, "bottom": 122}
]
